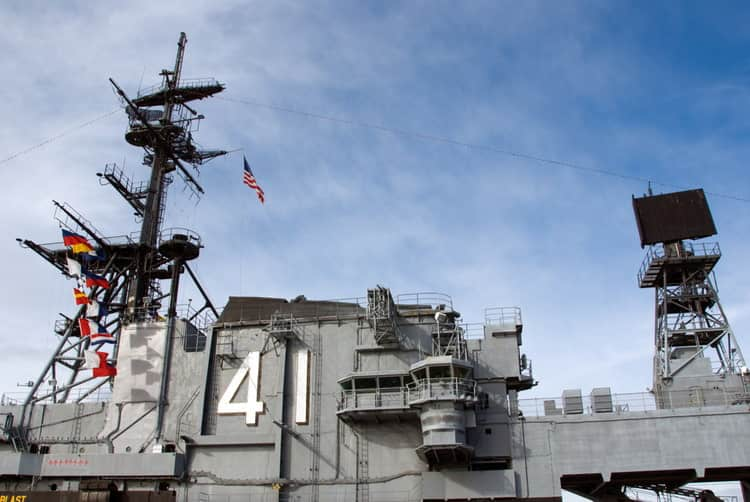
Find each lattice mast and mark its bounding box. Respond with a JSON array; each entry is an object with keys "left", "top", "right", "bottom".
[
  {"left": 111, "top": 32, "right": 226, "bottom": 317},
  {"left": 633, "top": 189, "right": 747, "bottom": 406},
  {"left": 16, "top": 33, "right": 224, "bottom": 420}
]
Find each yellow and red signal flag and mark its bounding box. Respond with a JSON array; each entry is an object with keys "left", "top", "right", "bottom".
[{"left": 73, "top": 288, "right": 89, "bottom": 305}]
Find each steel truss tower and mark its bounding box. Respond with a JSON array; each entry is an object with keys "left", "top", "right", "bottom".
[
  {"left": 16, "top": 33, "right": 224, "bottom": 432},
  {"left": 634, "top": 189, "right": 747, "bottom": 407}
]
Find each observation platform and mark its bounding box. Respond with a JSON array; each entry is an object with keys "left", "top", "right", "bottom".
[
  {"left": 336, "top": 388, "right": 417, "bottom": 423},
  {"left": 639, "top": 242, "right": 721, "bottom": 288},
  {"left": 337, "top": 377, "right": 477, "bottom": 423},
  {"left": 132, "top": 78, "right": 225, "bottom": 107}
]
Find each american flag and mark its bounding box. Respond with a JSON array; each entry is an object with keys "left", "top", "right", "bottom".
[{"left": 243, "top": 156, "right": 265, "bottom": 204}]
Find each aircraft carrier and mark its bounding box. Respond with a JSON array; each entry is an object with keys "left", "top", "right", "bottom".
[{"left": 1, "top": 33, "right": 750, "bottom": 502}]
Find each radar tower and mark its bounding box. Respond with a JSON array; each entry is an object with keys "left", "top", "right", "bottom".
[{"left": 633, "top": 188, "right": 747, "bottom": 407}]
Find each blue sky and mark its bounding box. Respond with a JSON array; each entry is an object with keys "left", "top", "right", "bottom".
[{"left": 1, "top": 1, "right": 749, "bottom": 402}]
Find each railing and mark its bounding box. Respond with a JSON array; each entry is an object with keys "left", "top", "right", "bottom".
[
  {"left": 406, "top": 378, "right": 477, "bottom": 403},
  {"left": 517, "top": 388, "right": 750, "bottom": 417},
  {"left": 129, "top": 302, "right": 216, "bottom": 330},
  {"left": 1, "top": 385, "right": 112, "bottom": 406},
  {"left": 461, "top": 323, "right": 485, "bottom": 340},
  {"left": 136, "top": 78, "right": 223, "bottom": 99},
  {"left": 338, "top": 388, "right": 409, "bottom": 411},
  {"left": 158, "top": 227, "right": 202, "bottom": 248},
  {"left": 101, "top": 163, "right": 150, "bottom": 195},
  {"left": 338, "top": 379, "right": 478, "bottom": 412},
  {"left": 0, "top": 394, "right": 20, "bottom": 406},
  {"left": 485, "top": 306, "right": 522, "bottom": 327},
  {"left": 26, "top": 233, "right": 138, "bottom": 254},
  {"left": 638, "top": 241, "right": 721, "bottom": 285},
  {"left": 396, "top": 292, "right": 453, "bottom": 312}
]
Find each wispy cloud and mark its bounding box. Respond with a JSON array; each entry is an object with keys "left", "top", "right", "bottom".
[{"left": 1, "top": 2, "right": 749, "bottom": 400}]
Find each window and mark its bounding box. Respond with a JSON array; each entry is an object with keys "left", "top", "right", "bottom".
[
  {"left": 183, "top": 322, "right": 206, "bottom": 352},
  {"left": 355, "top": 377, "right": 377, "bottom": 390},
  {"left": 429, "top": 366, "right": 451, "bottom": 379},
  {"left": 379, "top": 376, "right": 402, "bottom": 390}
]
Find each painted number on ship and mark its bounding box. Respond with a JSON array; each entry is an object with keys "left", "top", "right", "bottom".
[{"left": 217, "top": 350, "right": 310, "bottom": 425}]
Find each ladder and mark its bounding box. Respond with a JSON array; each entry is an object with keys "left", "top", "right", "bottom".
[
  {"left": 311, "top": 330, "right": 323, "bottom": 502},
  {"left": 356, "top": 428, "right": 370, "bottom": 502}
]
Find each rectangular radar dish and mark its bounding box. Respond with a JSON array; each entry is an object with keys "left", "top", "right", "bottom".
[{"left": 632, "top": 188, "right": 716, "bottom": 247}]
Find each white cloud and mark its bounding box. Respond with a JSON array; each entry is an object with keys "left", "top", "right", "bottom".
[{"left": 1, "top": 2, "right": 748, "bottom": 404}]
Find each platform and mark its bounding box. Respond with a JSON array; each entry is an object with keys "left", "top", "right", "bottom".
[{"left": 639, "top": 242, "right": 721, "bottom": 288}]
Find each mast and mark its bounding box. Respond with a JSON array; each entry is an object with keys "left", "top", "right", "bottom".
[
  {"left": 131, "top": 33, "right": 187, "bottom": 315},
  {"left": 15, "top": 33, "right": 225, "bottom": 442},
  {"left": 109, "top": 32, "right": 226, "bottom": 320}
]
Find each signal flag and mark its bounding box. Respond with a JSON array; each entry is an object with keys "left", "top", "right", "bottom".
[
  {"left": 73, "top": 288, "right": 89, "bottom": 305},
  {"left": 62, "top": 229, "right": 95, "bottom": 255}
]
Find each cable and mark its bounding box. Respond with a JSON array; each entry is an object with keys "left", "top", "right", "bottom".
[
  {"left": 218, "top": 95, "right": 750, "bottom": 203},
  {"left": 0, "top": 109, "right": 121, "bottom": 165}
]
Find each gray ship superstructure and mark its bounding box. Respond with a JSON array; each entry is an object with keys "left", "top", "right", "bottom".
[{"left": 2, "top": 34, "right": 750, "bottom": 502}]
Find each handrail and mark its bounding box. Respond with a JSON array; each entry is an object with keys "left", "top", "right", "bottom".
[
  {"left": 406, "top": 378, "right": 477, "bottom": 403},
  {"left": 396, "top": 292, "right": 453, "bottom": 311},
  {"left": 338, "top": 388, "right": 410, "bottom": 411},
  {"left": 517, "top": 387, "right": 750, "bottom": 417},
  {"left": 136, "top": 78, "right": 224, "bottom": 99},
  {"left": 638, "top": 241, "right": 721, "bottom": 285},
  {"left": 338, "top": 378, "right": 478, "bottom": 411},
  {"left": 1, "top": 385, "right": 112, "bottom": 405},
  {"left": 484, "top": 306, "right": 522, "bottom": 327},
  {"left": 460, "top": 323, "right": 485, "bottom": 339},
  {"left": 158, "top": 227, "right": 202, "bottom": 247}
]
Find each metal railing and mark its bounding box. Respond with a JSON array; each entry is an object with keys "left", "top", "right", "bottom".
[
  {"left": 130, "top": 302, "right": 216, "bottom": 330},
  {"left": 638, "top": 241, "right": 721, "bottom": 285},
  {"left": 338, "top": 388, "right": 410, "bottom": 411},
  {"left": 517, "top": 388, "right": 750, "bottom": 417},
  {"left": 0, "top": 394, "right": 20, "bottom": 406},
  {"left": 158, "top": 227, "right": 202, "bottom": 248},
  {"left": 1, "top": 385, "right": 112, "bottom": 406},
  {"left": 485, "top": 306, "right": 522, "bottom": 328},
  {"left": 396, "top": 292, "right": 453, "bottom": 312},
  {"left": 406, "top": 378, "right": 477, "bottom": 403},
  {"left": 136, "top": 78, "right": 224, "bottom": 99},
  {"left": 338, "top": 378, "right": 478, "bottom": 412},
  {"left": 461, "top": 323, "right": 485, "bottom": 339}
]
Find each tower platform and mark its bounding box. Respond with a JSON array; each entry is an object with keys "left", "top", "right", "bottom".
[{"left": 638, "top": 242, "right": 721, "bottom": 288}]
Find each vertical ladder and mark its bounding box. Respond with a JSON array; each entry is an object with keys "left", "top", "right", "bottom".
[
  {"left": 70, "top": 402, "right": 85, "bottom": 453},
  {"left": 310, "top": 329, "right": 323, "bottom": 502},
  {"left": 204, "top": 350, "right": 223, "bottom": 434},
  {"left": 356, "top": 427, "right": 370, "bottom": 502}
]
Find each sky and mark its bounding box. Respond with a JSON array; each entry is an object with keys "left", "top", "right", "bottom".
[{"left": 1, "top": 1, "right": 749, "bottom": 404}]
